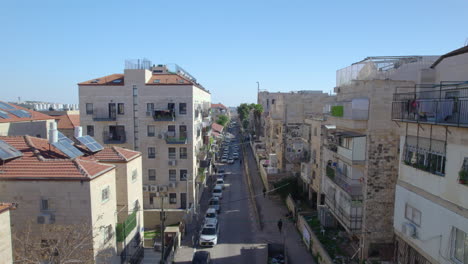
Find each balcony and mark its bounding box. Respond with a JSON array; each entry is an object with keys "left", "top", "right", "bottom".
[
  {"left": 153, "top": 110, "right": 175, "bottom": 121},
  {"left": 165, "top": 137, "right": 187, "bottom": 144},
  {"left": 92, "top": 109, "right": 117, "bottom": 121},
  {"left": 392, "top": 82, "right": 468, "bottom": 127},
  {"left": 103, "top": 131, "right": 126, "bottom": 144},
  {"left": 336, "top": 134, "right": 366, "bottom": 164},
  {"left": 326, "top": 165, "right": 363, "bottom": 197}
]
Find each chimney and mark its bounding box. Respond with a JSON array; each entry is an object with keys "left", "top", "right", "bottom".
[
  {"left": 74, "top": 126, "right": 83, "bottom": 138},
  {"left": 48, "top": 122, "right": 58, "bottom": 144}
]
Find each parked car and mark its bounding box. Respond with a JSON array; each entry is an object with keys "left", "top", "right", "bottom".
[
  {"left": 221, "top": 157, "right": 228, "bottom": 163},
  {"left": 218, "top": 169, "right": 226, "bottom": 174},
  {"left": 216, "top": 178, "right": 225, "bottom": 189},
  {"left": 228, "top": 158, "right": 234, "bottom": 164},
  {"left": 212, "top": 185, "right": 223, "bottom": 199},
  {"left": 199, "top": 220, "right": 219, "bottom": 247},
  {"left": 192, "top": 251, "right": 211, "bottom": 264},
  {"left": 204, "top": 208, "right": 218, "bottom": 222},
  {"left": 208, "top": 197, "right": 221, "bottom": 213},
  {"left": 216, "top": 174, "right": 225, "bottom": 180},
  {"left": 233, "top": 154, "right": 239, "bottom": 160}
]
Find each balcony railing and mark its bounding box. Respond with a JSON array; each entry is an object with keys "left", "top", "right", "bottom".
[
  {"left": 103, "top": 131, "right": 126, "bottom": 144},
  {"left": 153, "top": 110, "right": 175, "bottom": 121},
  {"left": 93, "top": 109, "right": 117, "bottom": 121},
  {"left": 324, "top": 196, "right": 362, "bottom": 232},
  {"left": 165, "top": 137, "right": 188, "bottom": 144},
  {"left": 392, "top": 82, "right": 468, "bottom": 127},
  {"left": 326, "top": 165, "right": 363, "bottom": 197}
]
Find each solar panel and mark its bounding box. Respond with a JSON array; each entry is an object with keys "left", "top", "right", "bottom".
[
  {"left": 0, "top": 140, "right": 23, "bottom": 161},
  {"left": 0, "top": 102, "right": 15, "bottom": 110},
  {"left": 76, "top": 135, "right": 104, "bottom": 152},
  {"left": 9, "top": 109, "right": 31, "bottom": 118},
  {"left": 52, "top": 141, "right": 83, "bottom": 159},
  {"left": 0, "top": 110, "right": 9, "bottom": 119},
  {"left": 57, "top": 131, "right": 74, "bottom": 145}
]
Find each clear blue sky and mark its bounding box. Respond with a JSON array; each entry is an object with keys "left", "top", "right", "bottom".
[{"left": 1, "top": 0, "right": 467, "bottom": 107}]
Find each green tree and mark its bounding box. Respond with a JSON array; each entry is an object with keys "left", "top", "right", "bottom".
[{"left": 216, "top": 114, "right": 229, "bottom": 126}]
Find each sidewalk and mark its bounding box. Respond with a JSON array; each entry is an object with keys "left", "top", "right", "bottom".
[{"left": 244, "top": 142, "right": 316, "bottom": 264}]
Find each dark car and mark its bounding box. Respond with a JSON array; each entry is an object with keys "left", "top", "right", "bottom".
[{"left": 192, "top": 251, "right": 211, "bottom": 264}]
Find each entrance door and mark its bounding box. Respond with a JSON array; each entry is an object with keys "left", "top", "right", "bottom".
[{"left": 180, "top": 193, "right": 187, "bottom": 209}]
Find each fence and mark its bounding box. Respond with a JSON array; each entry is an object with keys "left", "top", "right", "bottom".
[{"left": 297, "top": 214, "right": 333, "bottom": 264}]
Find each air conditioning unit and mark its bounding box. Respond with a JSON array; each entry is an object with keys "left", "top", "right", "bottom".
[
  {"left": 402, "top": 222, "right": 418, "bottom": 239},
  {"left": 168, "top": 160, "right": 177, "bottom": 166},
  {"left": 150, "top": 185, "right": 157, "bottom": 192},
  {"left": 37, "top": 214, "right": 55, "bottom": 224},
  {"left": 158, "top": 185, "right": 168, "bottom": 192},
  {"left": 143, "top": 185, "right": 149, "bottom": 192}
]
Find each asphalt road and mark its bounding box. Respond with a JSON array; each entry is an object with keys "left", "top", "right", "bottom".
[{"left": 194, "top": 125, "right": 267, "bottom": 264}]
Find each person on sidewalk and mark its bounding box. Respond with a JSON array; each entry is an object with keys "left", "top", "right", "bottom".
[
  {"left": 277, "top": 219, "right": 283, "bottom": 233},
  {"left": 263, "top": 187, "right": 267, "bottom": 198}
]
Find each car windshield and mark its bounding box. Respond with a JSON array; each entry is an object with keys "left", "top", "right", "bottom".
[
  {"left": 213, "top": 189, "right": 222, "bottom": 193},
  {"left": 209, "top": 200, "right": 219, "bottom": 205},
  {"left": 206, "top": 213, "right": 216, "bottom": 218},
  {"left": 201, "top": 228, "right": 216, "bottom": 235},
  {"left": 217, "top": 180, "right": 223, "bottom": 184}
]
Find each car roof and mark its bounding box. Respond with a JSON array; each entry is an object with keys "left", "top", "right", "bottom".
[
  {"left": 204, "top": 218, "right": 218, "bottom": 225},
  {"left": 213, "top": 185, "right": 222, "bottom": 190},
  {"left": 206, "top": 208, "right": 217, "bottom": 213},
  {"left": 193, "top": 251, "right": 210, "bottom": 261},
  {"left": 209, "top": 197, "right": 219, "bottom": 201}
]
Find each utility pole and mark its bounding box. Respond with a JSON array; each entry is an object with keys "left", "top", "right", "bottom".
[{"left": 160, "top": 194, "right": 166, "bottom": 264}]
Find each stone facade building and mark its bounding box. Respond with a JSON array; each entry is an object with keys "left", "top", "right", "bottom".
[{"left": 79, "top": 62, "right": 211, "bottom": 227}]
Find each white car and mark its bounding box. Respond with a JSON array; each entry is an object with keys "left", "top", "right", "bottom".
[
  {"left": 212, "top": 185, "right": 223, "bottom": 199},
  {"left": 199, "top": 220, "right": 219, "bottom": 247},
  {"left": 204, "top": 208, "right": 218, "bottom": 222},
  {"left": 228, "top": 159, "right": 234, "bottom": 164},
  {"left": 216, "top": 178, "right": 225, "bottom": 189},
  {"left": 221, "top": 157, "right": 228, "bottom": 163}
]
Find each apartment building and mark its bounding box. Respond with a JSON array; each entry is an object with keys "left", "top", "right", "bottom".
[
  {"left": 0, "top": 125, "right": 143, "bottom": 263},
  {"left": 79, "top": 62, "right": 211, "bottom": 226},
  {"left": 391, "top": 47, "right": 468, "bottom": 263},
  {"left": 321, "top": 56, "right": 438, "bottom": 260},
  {"left": 0, "top": 101, "right": 55, "bottom": 138},
  {"left": 0, "top": 203, "right": 14, "bottom": 263},
  {"left": 257, "top": 91, "right": 331, "bottom": 173},
  {"left": 211, "top": 103, "right": 229, "bottom": 122}
]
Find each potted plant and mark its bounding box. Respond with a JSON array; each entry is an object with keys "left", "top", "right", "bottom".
[{"left": 459, "top": 170, "right": 468, "bottom": 185}]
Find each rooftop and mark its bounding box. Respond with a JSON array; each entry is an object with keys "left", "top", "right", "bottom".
[
  {"left": 55, "top": 112, "right": 80, "bottom": 129},
  {"left": 211, "top": 103, "right": 227, "bottom": 110},
  {"left": 0, "top": 136, "right": 140, "bottom": 180},
  {"left": 0, "top": 202, "right": 14, "bottom": 214},
  {"left": 0, "top": 101, "right": 54, "bottom": 123}
]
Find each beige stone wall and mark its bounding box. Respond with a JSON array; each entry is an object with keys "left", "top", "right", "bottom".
[
  {"left": 0, "top": 209, "right": 13, "bottom": 264},
  {"left": 0, "top": 119, "right": 55, "bottom": 139}
]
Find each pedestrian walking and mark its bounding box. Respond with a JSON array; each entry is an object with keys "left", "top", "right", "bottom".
[
  {"left": 277, "top": 219, "right": 283, "bottom": 233},
  {"left": 240, "top": 159, "right": 242, "bottom": 164},
  {"left": 263, "top": 187, "right": 267, "bottom": 198}
]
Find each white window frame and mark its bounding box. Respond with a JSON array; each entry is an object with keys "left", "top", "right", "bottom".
[
  {"left": 101, "top": 186, "right": 110, "bottom": 203},
  {"left": 404, "top": 204, "right": 421, "bottom": 226},
  {"left": 451, "top": 227, "right": 468, "bottom": 264},
  {"left": 148, "top": 169, "right": 156, "bottom": 181},
  {"left": 132, "top": 169, "right": 138, "bottom": 182}
]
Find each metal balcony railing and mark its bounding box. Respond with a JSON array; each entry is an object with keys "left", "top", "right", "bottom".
[
  {"left": 392, "top": 82, "right": 468, "bottom": 127},
  {"left": 324, "top": 196, "right": 362, "bottom": 232},
  {"left": 93, "top": 109, "right": 117, "bottom": 121},
  {"left": 326, "top": 165, "right": 363, "bottom": 197},
  {"left": 103, "top": 131, "right": 126, "bottom": 144},
  {"left": 153, "top": 109, "right": 175, "bottom": 121}
]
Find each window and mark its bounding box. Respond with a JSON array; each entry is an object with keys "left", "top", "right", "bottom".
[
  {"left": 404, "top": 136, "right": 446, "bottom": 176},
  {"left": 87, "top": 125, "right": 94, "bottom": 136},
  {"left": 405, "top": 204, "right": 421, "bottom": 226},
  {"left": 86, "top": 103, "right": 93, "bottom": 115},
  {"left": 314, "top": 127, "right": 317, "bottom": 136},
  {"left": 117, "top": 103, "right": 124, "bottom": 115},
  {"left": 132, "top": 169, "right": 138, "bottom": 182},
  {"left": 180, "top": 147, "right": 188, "bottom": 159},
  {"left": 148, "top": 147, "right": 155, "bottom": 159},
  {"left": 41, "top": 199, "right": 49, "bottom": 211},
  {"left": 133, "top": 85, "right": 137, "bottom": 96},
  {"left": 180, "top": 169, "right": 188, "bottom": 181},
  {"left": 148, "top": 169, "right": 156, "bottom": 181},
  {"left": 147, "top": 103, "right": 154, "bottom": 113},
  {"left": 147, "top": 125, "right": 155, "bottom": 137},
  {"left": 272, "top": 99, "right": 275, "bottom": 105},
  {"left": 168, "top": 103, "right": 175, "bottom": 110},
  {"left": 452, "top": 227, "right": 468, "bottom": 263},
  {"left": 179, "top": 103, "right": 187, "bottom": 115},
  {"left": 169, "top": 193, "right": 177, "bottom": 204},
  {"left": 179, "top": 125, "right": 187, "bottom": 139},
  {"left": 168, "top": 125, "right": 176, "bottom": 138},
  {"left": 149, "top": 193, "right": 156, "bottom": 205},
  {"left": 102, "top": 186, "right": 110, "bottom": 203},
  {"left": 168, "top": 147, "right": 176, "bottom": 159},
  {"left": 169, "top": 169, "right": 177, "bottom": 182},
  {"left": 103, "top": 225, "right": 113, "bottom": 243}
]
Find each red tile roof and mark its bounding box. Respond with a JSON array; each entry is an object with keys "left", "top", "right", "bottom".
[
  {"left": 0, "top": 102, "right": 54, "bottom": 123},
  {"left": 211, "top": 103, "right": 227, "bottom": 110},
  {"left": 0, "top": 203, "right": 14, "bottom": 214},
  {"left": 56, "top": 113, "right": 80, "bottom": 129},
  {"left": 79, "top": 146, "right": 140, "bottom": 162},
  {"left": 0, "top": 136, "right": 115, "bottom": 180},
  {"left": 78, "top": 74, "right": 124, "bottom": 85},
  {"left": 211, "top": 123, "right": 224, "bottom": 134}
]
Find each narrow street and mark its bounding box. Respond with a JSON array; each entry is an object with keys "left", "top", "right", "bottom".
[{"left": 174, "top": 125, "right": 267, "bottom": 264}]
